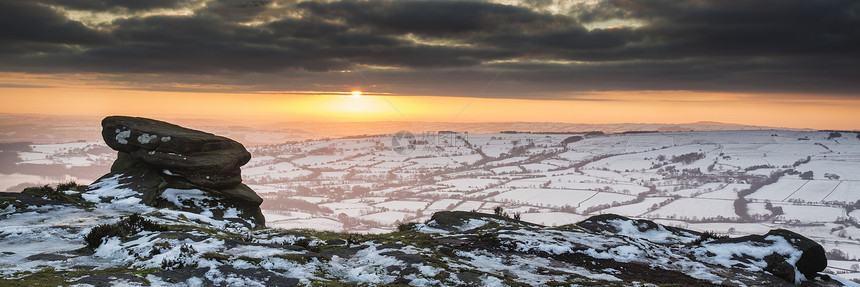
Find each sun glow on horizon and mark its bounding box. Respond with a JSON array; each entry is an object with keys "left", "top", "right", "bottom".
[{"left": 0, "top": 74, "right": 859, "bottom": 130}]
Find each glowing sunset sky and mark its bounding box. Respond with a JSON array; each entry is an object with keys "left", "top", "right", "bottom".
[{"left": 1, "top": 0, "right": 859, "bottom": 129}]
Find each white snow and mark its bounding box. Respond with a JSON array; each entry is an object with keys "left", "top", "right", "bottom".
[
  {"left": 159, "top": 188, "right": 209, "bottom": 208},
  {"left": 81, "top": 174, "right": 137, "bottom": 204},
  {"left": 326, "top": 245, "right": 399, "bottom": 284},
  {"left": 607, "top": 219, "right": 696, "bottom": 244},
  {"left": 137, "top": 133, "right": 159, "bottom": 144},
  {"left": 116, "top": 130, "right": 131, "bottom": 144}
]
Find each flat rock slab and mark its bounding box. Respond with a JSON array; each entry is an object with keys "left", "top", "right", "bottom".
[
  {"left": 25, "top": 253, "right": 72, "bottom": 261},
  {"left": 102, "top": 116, "right": 251, "bottom": 188}
]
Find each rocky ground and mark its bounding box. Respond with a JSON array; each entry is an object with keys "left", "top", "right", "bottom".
[{"left": 0, "top": 184, "right": 856, "bottom": 286}]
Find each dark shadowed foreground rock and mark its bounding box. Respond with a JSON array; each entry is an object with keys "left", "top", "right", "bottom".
[
  {"left": 576, "top": 214, "right": 827, "bottom": 284},
  {"left": 425, "top": 210, "right": 536, "bottom": 232},
  {"left": 90, "top": 116, "right": 264, "bottom": 228},
  {"left": 577, "top": 213, "right": 702, "bottom": 238},
  {"left": 102, "top": 116, "right": 251, "bottom": 188},
  {"left": 708, "top": 229, "right": 827, "bottom": 282}
]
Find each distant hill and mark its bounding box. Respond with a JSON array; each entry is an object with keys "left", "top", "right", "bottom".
[{"left": 0, "top": 113, "right": 801, "bottom": 146}]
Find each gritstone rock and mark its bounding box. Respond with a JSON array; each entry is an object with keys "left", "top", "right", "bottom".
[
  {"left": 91, "top": 116, "right": 265, "bottom": 228},
  {"left": 577, "top": 214, "right": 826, "bottom": 283},
  {"left": 101, "top": 116, "right": 250, "bottom": 188},
  {"left": 710, "top": 229, "right": 827, "bottom": 282}
]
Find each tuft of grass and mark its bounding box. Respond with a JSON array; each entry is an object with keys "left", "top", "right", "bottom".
[
  {"left": 85, "top": 214, "right": 168, "bottom": 248},
  {"left": 237, "top": 256, "right": 263, "bottom": 265},
  {"left": 0, "top": 266, "right": 154, "bottom": 287},
  {"left": 691, "top": 231, "right": 729, "bottom": 245},
  {"left": 57, "top": 181, "right": 87, "bottom": 192},
  {"left": 201, "top": 252, "right": 231, "bottom": 262},
  {"left": 275, "top": 253, "right": 309, "bottom": 264},
  {"left": 22, "top": 185, "right": 55, "bottom": 196},
  {"left": 433, "top": 270, "right": 451, "bottom": 281},
  {"left": 295, "top": 238, "right": 312, "bottom": 249},
  {"left": 397, "top": 222, "right": 417, "bottom": 232},
  {"left": 22, "top": 182, "right": 90, "bottom": 206},
  {"left": 0, "top": 196, "right": 20, "bottom": 210},
  {"left": 436, "top": 246, "right": 456, "bottom": 258}
]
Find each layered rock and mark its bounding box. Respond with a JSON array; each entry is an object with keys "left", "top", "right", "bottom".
[
  {"left": 102, "top": 116, "right": 250, "bottom": 188},
  {"left": 89, "top": 116, "right": 264, "bottom": 228}
]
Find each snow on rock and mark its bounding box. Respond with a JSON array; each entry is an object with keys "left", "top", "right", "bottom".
[
  {"left": 576, "top": 214, "right": 699, "bottom": 244},
  {"left": 136, "top": 133, "right": 159, "bottom": 144},
  {"left": 81, "top": 174, "right": 139, "bottom": 205},
  {"left": 421, "top": 210, "right": 534, "bottom": 232},
  {"left": 115, "top": 129, "right": 131, "bottom": 145},
  {"left": 693, "top": 229, "right": 828, "bottom": 283},
  {"left": 160, "top": 188, "right": 210, "bottom": 208}
]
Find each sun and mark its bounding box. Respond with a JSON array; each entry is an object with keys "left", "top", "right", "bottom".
[{"left": 351, "top": 91, "right": 362, "bottom": 98}]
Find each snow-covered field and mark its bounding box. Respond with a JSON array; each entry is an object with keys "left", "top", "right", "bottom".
[{"left": 5, "top": 129, "right": 860, "bottom": 277}]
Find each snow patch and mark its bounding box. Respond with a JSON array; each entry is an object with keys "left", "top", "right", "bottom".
[
  {"left": 458, "top": 218, "right": 490, "bottom": 231},
  {"left": 81, "top": 174, "right": 137, "bottom": 203},
  {"left": 326, "top": 245, "right": 400, "bottom": 284},
  {"left": 137, "top": 133, "right": 159, "bottom": 144},
  {"left": 94, "top": 237, "right": 131, "bottom": 261},
  {"left": 115, "top": 130, "right": 131, "bottom": 145},
  {"left": 0, "top": 204, "right": 15, "bottom": 216},
  {"left": 608, "top": 219, "right": 696, "bottom": 244},
  {"left": 160, "top": 188, "right": 209, "bottom": 208},
  {"left": 223, "top": 208, "right": 240, "bottom": 219}
]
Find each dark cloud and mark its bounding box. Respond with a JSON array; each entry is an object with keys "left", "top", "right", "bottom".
[
  {"left": 625, "top": 0, "right": 860, "bottom": 59},
  {"left": 0, "top": 1, "right": 109, "bottom": 45},
  {"left": 201, "top": 0, "right": 274, "bottom": 21},
  {"left": 267, "top": 18, "right": 348, "bottom": 39},
  {"left": 40, "top": 0, "right": 185, "bottom": 11},
  {"left": 299, "top": 0, "right": 565, "bottom": 36},
  {"left": 0, "top": 0, "right": 858, "bottom": 98}
]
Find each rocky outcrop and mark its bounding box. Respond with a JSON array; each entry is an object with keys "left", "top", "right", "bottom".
[
  {"left": 102, "top": 116, "right": 250, "bottom": 188},
  {"left": 89, "top": 116, "right": 264, "bottom": 228},
  {"left": 576, "top": 214, "right": 828, "bottom": 284},
  {"left": 424, "top": 210, "right": 536, "bottom": 232},
  {"left": 1, "top": 201, "right": 846, "bottom": 286},
  {"left": 576, "top": 213, "right": 701, "bottom": 239},
  {"left": 707, "top": 229, "right": 827, "bottom": 282}
]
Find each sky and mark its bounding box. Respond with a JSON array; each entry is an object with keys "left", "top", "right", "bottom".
[{"left": 1, "top": 0, "right": 859, "bottom": 129}]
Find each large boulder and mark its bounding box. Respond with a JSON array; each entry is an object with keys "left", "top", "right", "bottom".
[
  {"left": 765, "top": 229, "right": 827, "bottom": 280},
  {"left": 90, "top": 116, "right": 264, "bottom": 228},
  {"left": 424, "top": 211, "right": 535, "bottom": 232},
  {"left": 102, "top": 116, "right": 250, "bottom": 188},
  {"left": 697, "top": 229, "right": 826, "bottom": 283},
  {"left": 577, "top": 214, "right": 826, "bottom": 283},
  {"left": 577, "top": 214, "right": 663, "bottom": 233},
  {"left": 576, "top": 214, "right": 701, "bottom": 244}
]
